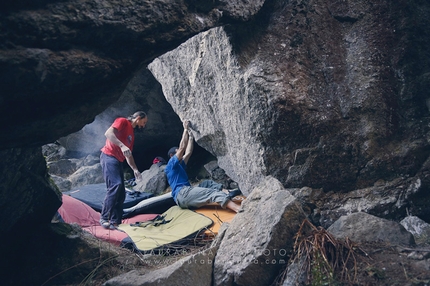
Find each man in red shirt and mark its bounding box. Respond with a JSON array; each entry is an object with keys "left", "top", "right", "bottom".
[{"left": 99, "top": 111, "right": 148, "bottom": 229}]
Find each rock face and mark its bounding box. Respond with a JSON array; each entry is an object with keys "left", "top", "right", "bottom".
[
  {"left": 133, "top": 163, "right": 168, "bottom": 195},
  {"left": 1, "top": 0, "right": 430, "bottom": 284},
  {"left": 0, "top": 148, "right": 61, "bottom": 231},
  {"left": 149, "top": 26, "right": 269, "bottom": 194},
  {"left": 0, "top": 0, "right": 263, "bottom": 150},
  {"left": 148, "top": 0, "right": 430, "bottom": 217}
]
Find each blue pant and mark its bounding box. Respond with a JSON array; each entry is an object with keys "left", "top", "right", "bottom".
[
  {"left": 176, "top": 180, "right": 229, "bottom": 209},
  {"left": 100, "top": 152, "right": 125, "bottom": 225}
]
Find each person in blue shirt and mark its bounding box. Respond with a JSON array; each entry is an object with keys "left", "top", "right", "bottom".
[{"left": 165, "top": 120, "right": 241, "bottom": 213}]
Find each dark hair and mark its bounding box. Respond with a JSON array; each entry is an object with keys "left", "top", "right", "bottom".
[
  {"left": 167, "top": 147, "right": 178, "bottom": 158},
  {"left": 128, "top": 111, "right": 147, "bottom": 120}
]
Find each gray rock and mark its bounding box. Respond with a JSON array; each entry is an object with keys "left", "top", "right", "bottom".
[
  {"left": 68, "top": 164, "right": 104, "bottom": 190},
  {"left": 400, "top": 216, "right": 430, "bottom": 245},
  {"left": 149, "top": 27, "right": 268, "bottom": 195},
  {"left": 282, "top": 256, "right": 308, "bottom": 286},
  {"left": 42, "top": 143, "right": 67, "bottom": 161},
  {"left": 45, "top": 150, "right": 104, "bottom": 191},
  {"left": 104, "top": 247, "right": 217, "bottom": 286},
  {"left": 327, "top": 212, "right": 415, "bottom": 246},
  {"left": 204, "top": 160, "right": 238, "bottom": 189},
  {"left": 293, "top": 178, "right": 424, "bottom": 229},
  {"left": 134, "top": 163, "right": 168, "bottom": 195},
  {"left": 50, "top": 174, "right": 72, "bottom": 193},
  {"left": 47, "top": 159, "right": 78, "bottom": 178},
  {"left": 213, "top": 176, "right": 308, "bottom": 286}
]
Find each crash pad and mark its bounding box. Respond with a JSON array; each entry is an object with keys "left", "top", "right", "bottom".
[
  {"left": 119, "top": 206, "right": 213, "bottom": 253},
  {"left": 194, "top": 194, "right": 245, "bottom": 237},
  {"left": 195, "top": 205, "right": 237, "bottom": 237},
  {"left": 64, "top": 183, "right": 153, "bottom": 212},
  {"left": 122, "top": 192, "right": 176, "bottom": 218},
  {"left": 58, "top": 195, "right": 159, "bottom": 248}
]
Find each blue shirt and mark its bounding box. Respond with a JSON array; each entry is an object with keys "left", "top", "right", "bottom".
[{"left": 165, "top": 155, "right": 191, "bottom": 200}]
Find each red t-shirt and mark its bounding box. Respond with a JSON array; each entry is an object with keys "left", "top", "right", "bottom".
[{"left": 101, "top": 117, "right": 134, "bottom": 162}]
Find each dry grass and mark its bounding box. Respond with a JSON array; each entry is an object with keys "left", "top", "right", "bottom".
[{"left": 276, "top": 219, "right": 368, "bottom": 286}]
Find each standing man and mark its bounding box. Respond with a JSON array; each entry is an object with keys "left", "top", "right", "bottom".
[
  {"left": 99, "top": 111, "right": 148, "bottom": 229},
  {"left": 165, "top": 120, "right": 241, "bottom": 213}
]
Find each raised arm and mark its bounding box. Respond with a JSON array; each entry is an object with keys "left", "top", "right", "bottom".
[
  {"left": 176, "top": 120, "right": 191, "bottom": 161},
  {"left": 183, "top": 130, "right": 194, "bottom": 165}
]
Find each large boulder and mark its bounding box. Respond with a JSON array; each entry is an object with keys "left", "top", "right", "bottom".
[
  {"left": 327, "top": 212, "right": 415, "bottom": 246},
  {"left": 213, "top": 176, "right": 308, "bottom": 286},
  {"left": 148, "top": 0, "right": 430, "bottom": 202},
  {"left": 148, "top": 26, "right": 269, "bottom": 194}
]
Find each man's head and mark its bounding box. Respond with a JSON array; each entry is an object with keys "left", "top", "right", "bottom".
[
  {"left": 129, "top": 111, "right": 147, "bottom": 129},
  {"left": 167, "top": 147, "right": 178, "bottom": 158}
]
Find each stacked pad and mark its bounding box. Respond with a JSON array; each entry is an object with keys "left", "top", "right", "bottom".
[
  {"left": 64, "top": 183, "right": 153, "bottom": 212},
  {"left": 58, "top": 195, "right": 158, "bottom": 248},
  {"left": 122, "top": 192, "right": 176, "bottom": 218},
  {"left": 119, "top": 206, "right": 213, "bottom": 253}
]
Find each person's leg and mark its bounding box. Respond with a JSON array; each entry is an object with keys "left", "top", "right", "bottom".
[
  {"left": 111, "top": 163, "right": 125, "bottom": 225},
  {"left": 100, "top": 153, "right": 123, "bottom": 226},
  {"left": 194, "top": 180, "right": 242, "bottom": 212},
  {"left": 176, "top": 184, "right": 235, "bottom": 211},
  {"left": 225, "top": 200, "right": 241, "bottom": 213},
  {"left": 198, "top": 180, "right": 223, "bottom": 191}
]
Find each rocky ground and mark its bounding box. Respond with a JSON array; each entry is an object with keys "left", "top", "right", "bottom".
[
  {"left": 38, "top": 224, "right": 210, "bottom": 286},
  {"left": 16, "top": 222, "right": 428, "bottom": 286},
  {"left": 350, "top": 241, "right": 430, "bottom": 286}
]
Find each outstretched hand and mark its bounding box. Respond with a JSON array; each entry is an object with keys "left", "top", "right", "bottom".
[
  {"left": 183, "top": 120, "right": 190, "bottom": 130},
  {"left": 134, "top": 170, "right": 142, "bottom": 181}
]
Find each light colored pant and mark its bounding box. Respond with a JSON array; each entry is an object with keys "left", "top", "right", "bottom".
[{"left": 176, "top": 180, "right": 229, "bottom": 209}]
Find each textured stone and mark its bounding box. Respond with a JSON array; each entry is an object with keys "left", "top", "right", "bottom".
[
  {"left": 134, "top": 163, "right": 168, "bottom": 195},
  {"left": 104, "top": 247, "right": 217, "bottom": 286},
  {"left": 147, "top": 0, "right": 430, "bottom": 201},
  {"left": 0, "top": 0, "right": 263, "bottom": 150},
  {"left": 401, "top": 216, "right": 430, "bottom": 245},
  {"left": 149, "top": 27, "right": 268, "bottom": 194},
  {"left": 0, "top": 147, "right": 61, "bottom": 232},
  {"left": 327, "top": 212, "right": 415, "bottom": 246},
  {"left": 213, "top": 176, "right": 307, "bottom": 286}
]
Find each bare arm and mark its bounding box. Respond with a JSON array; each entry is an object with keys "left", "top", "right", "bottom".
[
  {"left": 176, "top": 120, "right": 191, "bottom": 161},
  {"left": 183, "top": 131, "right": 194, "bottom": 165},
  {"left": 105, "top": 126, "right": 131, "bottom": 155},
  {"left": 105, "top": 126, "right": 142, "bottom": 180},
  {"left": 125, "top": 155, "right": 141, "bottom": 180}
]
